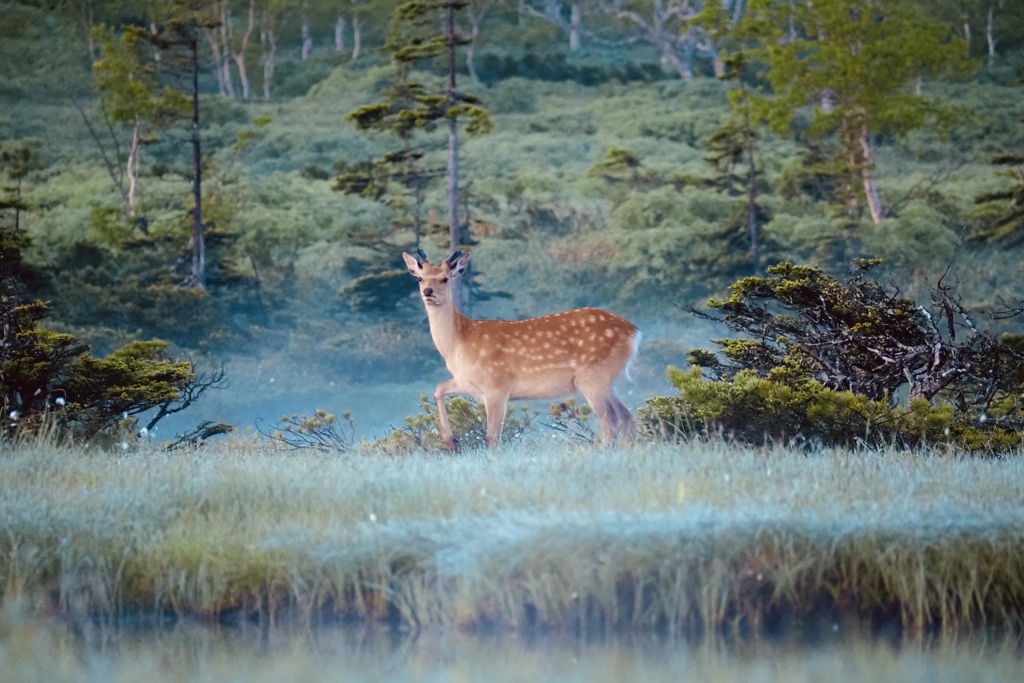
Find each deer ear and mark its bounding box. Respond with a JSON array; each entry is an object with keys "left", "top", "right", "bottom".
[
  {"left": 403, "top": 251, "right": 426, "bottom": 276},
  {"left": 447, "top": 250, "right": 471, "bottom": 278}
]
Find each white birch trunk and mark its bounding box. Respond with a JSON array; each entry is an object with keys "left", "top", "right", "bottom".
[
  {"left": 231, "top": 0, "right": 256, "bottom": 100},
  {"left": 335, "top": 15, "right": 345, "bottom": 51},
  {"left": 127, "top": 118, "right": 141, "bottom": 213},
  {"left": 261, "top": 28, "right": 277, "bottom": 101},
  {"left": 569, "top": 3, "right": 581, "bottom": 51},
  {"left": 301, "top": 19, "right": 312, "bottom": 60},
  {"left": 352, "top": 15, "right": 361, "bottom": 59},
  {"left": 986, "top": 7, "right": 997, "bottom": 64}
]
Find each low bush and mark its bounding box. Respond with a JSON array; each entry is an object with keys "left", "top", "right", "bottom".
[
  {"left": 640, "top": 261, "right": 1024, "bottom": 452},
  {"left": 639, "top": 366, "right": 1021, "bottom": 451},
  {"left": 370, "top": 394, "right": 536, "bottom": 453}
]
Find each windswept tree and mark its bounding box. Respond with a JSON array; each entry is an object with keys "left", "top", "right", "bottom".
[{"left": 723, "top": 0, "right": 970, "bottom": 225}]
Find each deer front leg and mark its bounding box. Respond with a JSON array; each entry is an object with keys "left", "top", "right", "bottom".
[
  {"left": 434, "top": 378, "right": 467, "bottom": 450},
  {"left": 482, "top": 392, "right": 510, "bottom": 449}
]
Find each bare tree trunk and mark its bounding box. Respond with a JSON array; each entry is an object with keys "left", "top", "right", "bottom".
[
  {"left": 149, "top": 22, "right": 161, "bottom": 62},
  {"left": 821, "top": 87, "right": 836, "bottom": 113},
  {"left": 986, "top": 6, "right": 997, "bottom": 64},
  {"left": 740, "top": 85, "right": 759, "bottom": 270},
  {"left": 127, "top": 118, "right": 141, "bottom": 213},
  {"left": 569, "top": 3, "right": 581, "bottom": 51},
  {"left": 661, "top": 40, "right": 694, "bottom": 82},
  {"left": 189, "top": 32, "right": 206, "bottom": 290},
  {"left": 446, "top": 2, "right": 459, "bottom": 251},
  {"left": 261, "top": 28, "right": 277, "bottom": 100},
  {"left": 335, "top": 15, "right": 345, "bottom": 51},
  {"left": 467, "top": 23, "right": 480, "bottom": 83},
  {"left": 352, "top": 14, "right": 361, "bottom": 59},
  {"left": 204, "top": 27, "right": 228, "bottom": 96},
  {"left": 222, "top": 58, "right": 236, "bottom": 98},
  {"left": 218, "top": 1, "right": 236, "bottom": 98},
  {"left": 301, "top": 18, "right": 312, "bottom": 60},
  {"left": 230, "top": 0, "right": 256, "bottom": 99},
  {"left": 859, "top": 125, "right": 884, "bottom": 225},
  {"left": 729, "top": 0, "right": 746, "bottom": 24},
  {"left": 696, "top": 30, "right": 726, "bottom": 77}
]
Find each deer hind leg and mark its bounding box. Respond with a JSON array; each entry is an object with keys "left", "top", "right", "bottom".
[
  {"left": 482, "top": 392, "right": 510, "bottom": 449},
  {"left": 579, "top": 383, "right": 619, "bottom": 444},
  {"left": 608, "top": 395, "right": 637, "bottom": 443}
]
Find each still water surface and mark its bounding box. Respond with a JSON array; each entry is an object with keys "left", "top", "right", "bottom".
[{"left": 4, "top": 618, "right": 1024, "bottom": 683}]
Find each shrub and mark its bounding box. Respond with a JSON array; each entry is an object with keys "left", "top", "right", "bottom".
[
  {"left": 1, "top": 297, "right": 197, "bottom": 442},
  {"left": 639, "top": 366, "right": 1021, "bottom": 451},
  {"left": 639, "top": 261, "right": 1024, "bottom": 452},
  {"left": 369, "top": 394, "right": 535, "bottom": 453}
]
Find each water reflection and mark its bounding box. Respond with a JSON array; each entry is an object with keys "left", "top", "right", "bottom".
[{"left": 3, "top": 615, "right": 1023, "bottom": 683}]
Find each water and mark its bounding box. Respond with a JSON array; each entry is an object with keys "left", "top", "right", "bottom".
[{"left": 4, "top": 616, "right": 1023, "bottom": 683}]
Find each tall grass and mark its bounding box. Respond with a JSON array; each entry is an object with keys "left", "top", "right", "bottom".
[{"left": 2, "top": 440, "right": 1024, "bottom": 636}]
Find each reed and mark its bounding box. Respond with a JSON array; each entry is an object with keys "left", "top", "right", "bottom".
[{"left": 1, "top": 439, "right": 1023, "bottom": 636}]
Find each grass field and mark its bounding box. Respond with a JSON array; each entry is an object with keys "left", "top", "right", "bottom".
[{"left": 2, "top": 438, "right": 1023, "bottom": 637}]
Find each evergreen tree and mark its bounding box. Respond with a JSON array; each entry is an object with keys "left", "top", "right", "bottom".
[
  {"left": 705, "top": 53, "right": 768, "bottom": 272},
  {"left": 91, "top": 24, "right": 189, "bottom": 222},
  {"left": 0, "top": 139, "right": 42, "bottom": 233},
  {"left": 348, "top": 0, "right": 491, "bottom": 250},
  {"left": 973, "top": 111, "right": 1024, "bottom": 245},
  {"left": 729, "top": 0, "right": 971, "bottom": 225}
]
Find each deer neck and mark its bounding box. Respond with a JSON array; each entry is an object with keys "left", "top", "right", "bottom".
[{"left": 424, "top": 300, "right": 470, "bottom": 360}]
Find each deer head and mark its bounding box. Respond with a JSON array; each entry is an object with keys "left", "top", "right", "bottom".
[{"left": 403, "top": 248, "right": 471, "bottom": 308}]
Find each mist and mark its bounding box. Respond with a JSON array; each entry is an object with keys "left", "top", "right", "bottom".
[{"left": 151, "top": 307, "right": 723, "bottom": 447}]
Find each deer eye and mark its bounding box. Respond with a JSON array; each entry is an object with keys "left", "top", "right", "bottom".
[
  {"left": 441, "top": 277, "right": 449, "bottom": 284},
  {"left": 416, "top": 277, "right": 423, "bottom": 282}
]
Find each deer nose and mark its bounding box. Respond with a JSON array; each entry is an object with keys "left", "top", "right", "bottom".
[{"left": 423, "top": 287, "right": 434, "bottom": 297}]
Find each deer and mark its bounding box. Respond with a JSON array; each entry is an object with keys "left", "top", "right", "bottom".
[{"left": 402, "top": 248, "right": 641, "bottom": 450}]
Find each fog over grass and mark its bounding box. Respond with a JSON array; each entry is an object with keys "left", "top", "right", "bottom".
[{"left": 154, "top": 312, "right": 718, "bottom": 444}]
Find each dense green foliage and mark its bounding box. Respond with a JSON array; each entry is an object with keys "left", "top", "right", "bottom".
[
  {"left": 639, "top": 262, "right": 1024, "bottom": 451},
  {"left": 0, "top": 296, "right": 196, "bottom": 442}
]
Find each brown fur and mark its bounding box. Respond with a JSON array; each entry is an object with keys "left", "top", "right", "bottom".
[{"left": 404, "top": 250, "right": 640, "bottom": 449}]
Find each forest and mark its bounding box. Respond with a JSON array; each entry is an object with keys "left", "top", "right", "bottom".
[{"left": 2, "top": 0, "right": 1024, "bottom": 448}]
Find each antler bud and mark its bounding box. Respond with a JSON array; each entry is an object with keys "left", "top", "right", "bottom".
[
  {"left": 410, "top": 247, "right": 428, "bottom": 266},
  {"left": 444, "top": 249, "right": 464, "bottom": 268}
]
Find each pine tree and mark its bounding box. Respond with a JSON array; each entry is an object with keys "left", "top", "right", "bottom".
[{"left": 345, "top": 0, "right": 492, "bottom": 251}]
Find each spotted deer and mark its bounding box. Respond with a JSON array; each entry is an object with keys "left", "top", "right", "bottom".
[{"left": 403, "top": 248, "right": 641, "bottom": 449}]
